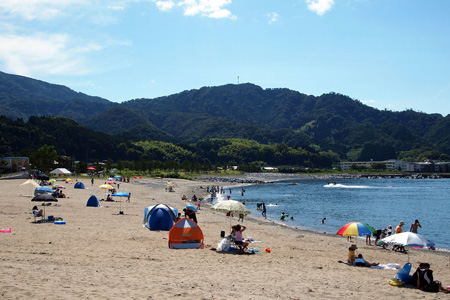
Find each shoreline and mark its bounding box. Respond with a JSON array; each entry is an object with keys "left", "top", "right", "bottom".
[
  {"left": 1, "top": 177, "right": 449, "bottom": 299},
  {"left": 202, "top": 174, "right": 450, "bottom": 254}
]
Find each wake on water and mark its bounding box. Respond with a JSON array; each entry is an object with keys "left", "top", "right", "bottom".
[{"left": 323, "top": 183, "right": 371, "bottom": 189}]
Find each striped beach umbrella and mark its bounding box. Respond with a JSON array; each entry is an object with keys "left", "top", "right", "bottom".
[{"left": 336, "top": 222, "right": 376, "bottom": 237}]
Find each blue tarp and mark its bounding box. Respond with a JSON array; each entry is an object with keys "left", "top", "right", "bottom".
[
  {"left": 74, "top": 182, "right": 85, "bottom": 189},
  {"left": 86, "top": 195, "right": 99, "bottom": 207}
]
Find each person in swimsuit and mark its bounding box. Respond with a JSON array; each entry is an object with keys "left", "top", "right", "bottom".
[{"left": 410, "top": 219, "right": 422, "bottom": 233}]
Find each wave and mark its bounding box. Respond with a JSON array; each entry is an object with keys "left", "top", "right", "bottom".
[{"left": 324, "top": 183, "right": 371, "bottom": 189}]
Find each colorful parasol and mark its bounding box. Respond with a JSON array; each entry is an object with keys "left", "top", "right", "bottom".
[
  {"left": 99, "top": 184, "right": 113, "bottom": 189},
  {"left": 337, "top": 222, "right": 376, "bottom": 237}
]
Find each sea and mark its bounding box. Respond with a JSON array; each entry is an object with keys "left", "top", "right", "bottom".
[{"left": 219, "top": 177, "right": 450, "bottom": 251}]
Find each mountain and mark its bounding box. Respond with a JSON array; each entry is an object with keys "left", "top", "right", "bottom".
[
  {"left": 1, "top": 70, "right": 449, "bottom": 161},
  {"left": 0, "top": 71, "right": 115, "bottom": 121}
]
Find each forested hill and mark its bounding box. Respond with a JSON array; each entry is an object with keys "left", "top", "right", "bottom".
[
  {"left": 0, "top": 71, "right": 115, "bottom": 121},
  {"left": 1, "top": 71, "right": 450, "bottom": 162}
]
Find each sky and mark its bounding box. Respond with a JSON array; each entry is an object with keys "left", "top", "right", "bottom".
[{"left": 1, "top": 0, "right": 450, "bottom": 116}]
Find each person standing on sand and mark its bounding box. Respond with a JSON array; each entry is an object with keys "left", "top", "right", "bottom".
[
  {"left": 410, "top": 219, "right": 422, "bottom": 233},
  {"left": 395, "top": 221, "right": 404, "bottom": 234},
  {"left": 262, "top": 203, "right": 266, "bottom": 219}
]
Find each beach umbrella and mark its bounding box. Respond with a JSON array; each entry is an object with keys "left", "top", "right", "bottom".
[
  {"left": 31, "top": 194, "right": 58, "bottom": 220},
  {"left": 211, "top": 200, "right": 251, "bottom": 230},
  {"left": 111, "top": 192, "right": 130, "bottom": 214},
  {"left": 336, "top": 222, "right": 376, "bottom": 237},
  {"left": 186, "top": 205, "right": 198, "bottom": 212},
  {"left": 53, "top": 184, "right": 65, "bottom": 189},
  {"left": 107, "top": 181, "right": 115, "bottom": 185},
  {"left": 337, "top": 222, "right": 376, "bottom": 246},
  {"left": 37, "top": 174, "right": 49, "bottom": 181},
  {"left": 114, "top": 175, "right": 121, "bottom": 178},
  {"left": 19, "top": 179, "right": 40, "bottom": 197},
  {"left": 87, "top": 167, "right": 96, "bottom": 171},
  {"left": 382, "top": 232, "right": 435, "bottom": 262},
  {"left": 99, "top": 184, "right": 113, "bottom": 189}
]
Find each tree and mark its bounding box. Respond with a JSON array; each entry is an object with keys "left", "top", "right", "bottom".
[{"left": 32, "top": 145, "right": 57, "bottom": 172}]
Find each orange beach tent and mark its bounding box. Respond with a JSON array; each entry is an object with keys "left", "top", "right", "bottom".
[{"left": 169, "top": 218, "right": 204, "bottom": 249}]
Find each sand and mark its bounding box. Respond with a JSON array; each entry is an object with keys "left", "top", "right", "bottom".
[{"left": 1, "top": 176, "right": 449, "bottom": 299}]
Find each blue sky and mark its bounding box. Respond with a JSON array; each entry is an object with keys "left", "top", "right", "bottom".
[{"left": 1, "top": 0, "right": 449, "bottom": 116}]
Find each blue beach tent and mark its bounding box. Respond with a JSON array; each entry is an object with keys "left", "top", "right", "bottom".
[
  {"left": 74, "top": 182, "right": 85, "bottom": 189},
  {"left": 86, "top": 195, "right": 99, "bottom": 207},
  {"left": 143, "top": 204, "right": 178, "bottom": 231},
  {"left": 34, "top": 186, "right": 54, "bottom": 196}
]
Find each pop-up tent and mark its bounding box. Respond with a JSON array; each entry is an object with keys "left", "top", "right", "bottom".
[
  {"left": 74, "top": 182, "right": 85, "bottom": 189},
  {"left": 86, "top": 195, "right": 99, "bottom": 207},
  {"left": 34, "top": 186, "right": 54, "bottom": 197},
  {"left": 50, "top": 168, "right": 71, "bottom": 176},
  {"left": 169, "top": 218, "right": 204, "bottom": 249},
  {"left": 143, "top": 204, "right": 178, "bottom": 231}
]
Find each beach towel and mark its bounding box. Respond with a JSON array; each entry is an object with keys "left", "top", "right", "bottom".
[{"left": 371, "top": 263, "right": 401, "bottom": 270}]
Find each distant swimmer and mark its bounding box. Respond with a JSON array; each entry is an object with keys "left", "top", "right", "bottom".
[
  {"left": 290, "top": 216, "right": 294, "bottom": 221},
  {"left": 322, "top": 217, "right": 326, "bottom": 224}
]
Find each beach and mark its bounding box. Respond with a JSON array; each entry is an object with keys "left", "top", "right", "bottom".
[{"left": 1, "top": 176, "right": 449, "bottom": 299}]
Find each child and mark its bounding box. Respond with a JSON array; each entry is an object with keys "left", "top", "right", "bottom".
[{"left": 348, "top": 244, "right": 357, "bottom": 264}]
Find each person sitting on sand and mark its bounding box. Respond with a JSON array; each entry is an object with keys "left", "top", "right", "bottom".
[
  {"left": 32, "top": 205, "right": 43, "bottom": 217},
  {"left": 354, "top": 254, "right": 379, "bottom": 267},
  {"left": 348, "top": 244, "right": 357, "bottom": 264},
  {"left": 58, "top": 189, "right": 66, "bottom": 198},
  {"left": 412, "top": 263, "right": 441, "bottom": 292},
  {"left": 106, "top": 194, "right": 112, "bottom": 201},
  {"left": 231, "top": 224, "right": 248, "bottom": 252}
]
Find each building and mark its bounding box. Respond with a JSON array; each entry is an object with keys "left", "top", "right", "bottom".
[
  {"left": 341, "top": 159, "right": 450, "bottom": 172},
  {"left": 340, "top": 159, "right": 400, "bottom": 170},
  {"left": 0, "top": 157, "right": 30, "bottom": 173}
]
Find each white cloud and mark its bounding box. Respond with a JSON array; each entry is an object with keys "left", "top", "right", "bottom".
[
  {"left": 177, "top": 0, "right": 236, "bottom": 19},
  {"left": 305, "top": 0, "right": 334, "bottom": 16},
  {"left": 155, "top": 1, "right": 175, "bottom": 11},
  {"left": 0, "top": 0, "right": 88, "bottom": 21},
  {"left": 267, "top": 12, "right": 279, "bottom": 24},
  {"left": 0, "top": 33, "right": 101, "bottom": 76}
]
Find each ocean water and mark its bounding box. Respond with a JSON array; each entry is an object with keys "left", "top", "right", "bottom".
[{"left": 221, "top": 178, "right": 450, "bottom": 250}]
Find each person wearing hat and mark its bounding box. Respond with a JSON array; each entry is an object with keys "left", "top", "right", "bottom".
[
  {"left": 348, "top": 244, "right": 357, "bottom": 264},
  {"left": 395, "top": 221, "right": 404, "bottom": 234}
]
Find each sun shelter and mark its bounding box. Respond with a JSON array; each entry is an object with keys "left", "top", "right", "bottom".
[
  {"left": 50, "top": 168, "right": 71, "bottom": 176},
  {"left": 86, "top": 195, "right": 99, "bottom": 207},
  {"left": 169, "top": 218, "right": 204, "bottom": 249},
  {"left": 143, "top": 204, "right": 178, "bottom": 231},
  {"left": 74, "top": 182, "right": 85, "bottom": 189},
  {"left": 34, "top": 186, "right": 54, "bottom": 197}
]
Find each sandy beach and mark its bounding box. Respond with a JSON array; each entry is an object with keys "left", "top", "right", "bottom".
[{"left": 1, "top": 176, "right": 449, "bottom": 299}]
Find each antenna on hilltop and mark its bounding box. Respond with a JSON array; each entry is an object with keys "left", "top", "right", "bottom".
[{"left": 237, "top": 76, "right": 239, "bottom": 85}]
